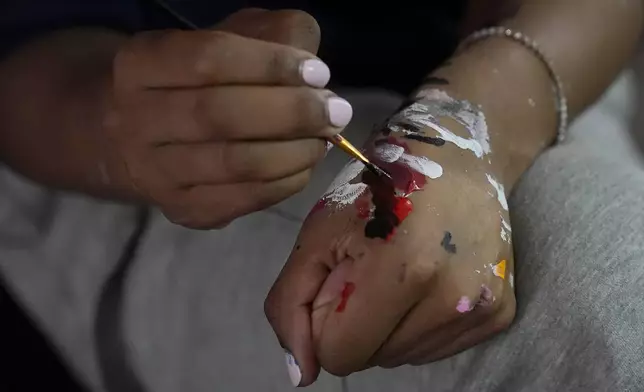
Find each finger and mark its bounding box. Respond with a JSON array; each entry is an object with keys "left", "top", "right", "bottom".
[
  {"left": 369, "top": 267, "right": 491, "bottom": 365},
  {"left": 376, "top": 307, "right": 486, "bottom": 369},
  {"left": 195, "top": 86, "right": 352, "bottom": 140},
  {"left": 154, "top": 138, "right": 325, "bottom": 186},
  {"left": 260, "top": 10, "right": 320, "bottom": 53},
  {"left": 264, "top": 246, "right": 334, "bottom": 386},
  {"left": 116, "top": 29, "right": 330, "bottom": 89},
  {"left": 215, "top": 9, "right": 321, "bottom": 53},
  {"left": 377, "top": 276, "right": 515, "bottom": 368},
  {"left": 213, "top": 8, "right": 269, "bottom": 32},
  {"left": 163, "top": 169, "right": 313, "bottom": 229},
  {"left": 310, "top": 216, "right": 446, "bottom": 376},
  {"left": 140, "top": 86, "right": 352, "bottom": 143},
  {"left": 406, "top": 285, "right": 516, "bottom": 366}
]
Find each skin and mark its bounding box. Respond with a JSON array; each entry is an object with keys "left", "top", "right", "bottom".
[
  {"left": 0, "top": 0, "right": 641, "bottom": 386},
  {"left": 264, "top": 0, "right": 644, "bottom": 386},
  {"left": 0, "top": 9, "right": 332, "bottom": 229}
]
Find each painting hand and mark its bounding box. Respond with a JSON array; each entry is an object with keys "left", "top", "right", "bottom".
[{"left": 103, "top": 11, "right": 351, "bottom": 229}]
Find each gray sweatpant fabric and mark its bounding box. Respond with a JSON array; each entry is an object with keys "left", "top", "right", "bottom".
[{"left": 0, "top": 71, "right": 643, "bottom": 392}]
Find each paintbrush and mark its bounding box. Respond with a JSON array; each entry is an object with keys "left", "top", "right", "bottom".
[{"left": 327, "top": 134, "right": 392, "bottom": 180}]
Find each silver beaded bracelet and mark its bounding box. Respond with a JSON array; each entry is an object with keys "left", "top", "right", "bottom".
[{"left": 460, "top": 27, "right": 569, "bottom": 144}]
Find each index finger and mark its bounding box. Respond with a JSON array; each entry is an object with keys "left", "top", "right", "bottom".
[
  {"left": 115, "top": 30, "right": 330, "bottom": 89},
  {"left": 264, "top": 241, "right": 330, "bottom": 387}
]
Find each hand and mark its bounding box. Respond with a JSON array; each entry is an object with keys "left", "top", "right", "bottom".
[
  {"left": 265, "top": 95, "right": 516, "bottom": 386},
  {"left": 103, "top": 10, "right": 352, "bottom": 229}
]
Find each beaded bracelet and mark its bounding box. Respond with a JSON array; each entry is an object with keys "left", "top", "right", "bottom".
[{"left": 460, "top": 27, "right": 569, "bottom": 143}]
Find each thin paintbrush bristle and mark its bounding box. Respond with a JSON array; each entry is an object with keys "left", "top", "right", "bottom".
[{"left": 366, "top": 162, "right": 392, "bottom": 180}]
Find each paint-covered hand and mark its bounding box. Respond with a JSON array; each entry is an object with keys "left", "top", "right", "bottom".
[
  {"left": 103, "top": 10, "right": 352, "bottom": 229},
  {"left": 265, "top": 91, "right": 516, "bottom": 386}
]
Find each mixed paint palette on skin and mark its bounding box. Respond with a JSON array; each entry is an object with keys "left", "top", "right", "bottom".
[
  {"left": 310, "top": 88, "right": 514, "bottom": 313},
  {"left": 314, "top": 88, "right": 495, "bottom": 241}
]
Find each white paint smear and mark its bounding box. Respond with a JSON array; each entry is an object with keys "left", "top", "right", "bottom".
[
  {"left": 398, "top": 153, "right": 443, "bottom": 179},
  {"left": 325, "top": 160, "right": 364, "bottom": 194},
  {"left": 500, "top": 217, "right": 512, "bottom": 244},
  {"left": 391, "top": 116, "right": 486, "bottom": 158},
  {"left": 409, "top": 89, "right": 491, "bottom": 157},
  {"left": 486, "top": 174, "right": 508, "bottom": 211},
  {"left": 388, "top": 92, "right": 490, "bottom": 158},
  {"left": 321, "top": 141, "right": 444, "bottom": 211},
  {"left": 324, "top": 183, "right": 368, "bottom": 207},
  {"left": 322, "top": 159, "right": 367, "bottom": 209},
  {"left": 373, "top": 143, "right": 405, "bottom": 163}
]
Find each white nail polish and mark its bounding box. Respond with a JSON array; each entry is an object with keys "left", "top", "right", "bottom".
[
  {"left": 300, "top": 59, "right": 331, "bottom": 88},
  {"left": 325, "top": 141, "right": 334, "bottom": 156},
  {"left": 284, "top": 351, "right": 302, "bottom": 387},
  {"left": 327, "top": 97, "right": 353, "bottom": 128}
]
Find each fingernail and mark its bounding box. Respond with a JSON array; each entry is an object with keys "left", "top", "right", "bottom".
[
  {"left": 325, "top": 141, "right": 334, "bottom": 156},
  {"left": 327, "top": 97, "right": 353, "bottom": 128},
  {"left": 284, "top": 351, "right": 302, "bottom": 387},
  {"left": 300, "top": 59, "right": 331, "bottom": 88}
]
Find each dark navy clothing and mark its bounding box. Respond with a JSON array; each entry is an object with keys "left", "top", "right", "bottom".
[{"left": 0, "top": 0, "right": 465, "bottom": 93}]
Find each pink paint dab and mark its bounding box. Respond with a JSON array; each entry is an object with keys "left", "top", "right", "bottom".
[{"left": 456, "top": 296, "right": 473, "bottom": 313}]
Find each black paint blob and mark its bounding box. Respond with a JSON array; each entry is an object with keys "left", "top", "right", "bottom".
[
  {"left": 362, "top": 171, "right": 413, "bottom": 240},
  {"left": 441, "top": 231, "right": 457, "bottom": 254},
  {"left": 363, "top": 171, "right": 398, "bottom": 239},
  {"left": 403, "top": 134, "right": 446, "bottom": 146}
]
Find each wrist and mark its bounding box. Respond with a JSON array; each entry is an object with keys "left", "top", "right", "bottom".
[{"left": 412, "top": 37, "right": 560, "bottom": 190}]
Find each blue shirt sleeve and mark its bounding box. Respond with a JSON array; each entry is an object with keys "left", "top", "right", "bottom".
[{"left": 0, "top": 0, "right": 143, "bottom": 59}]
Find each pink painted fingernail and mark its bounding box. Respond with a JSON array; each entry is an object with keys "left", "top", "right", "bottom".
[
  {"left": 327, "top": 97, "right": 353, "bottom": 128},
  {"left": 300, "top": 59, "right": 331, "bottom": 88},
  {"left": 284, "top": 351, "right": 302, "bottom": 387}
]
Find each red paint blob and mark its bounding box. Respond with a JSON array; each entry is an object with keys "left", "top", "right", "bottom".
[
  {"left": 381, "top": 161, "right": 427, "bottom": 196},
  {"left": 359, "top": 136, "right": 425, "bottom": 241},
  {"left": 392, "top": 197, "right": 413, "bottom": 221},
  {"left": 335, "top": 282, "right": 356, "bottom": 313}
]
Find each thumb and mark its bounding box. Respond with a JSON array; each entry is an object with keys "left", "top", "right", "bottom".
[{"left": 264, "top": 245, "right": 329, "bottom": 387}]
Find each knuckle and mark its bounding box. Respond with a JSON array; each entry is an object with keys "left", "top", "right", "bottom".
[{"left": 405, "top": 255, "right": 441, "bottom": 285}]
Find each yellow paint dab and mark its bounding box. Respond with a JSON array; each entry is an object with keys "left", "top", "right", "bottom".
[{"left": 493, "top": 260, "right": 506, "bottom": 280}]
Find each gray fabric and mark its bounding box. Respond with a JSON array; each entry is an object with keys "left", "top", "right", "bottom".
[{"left": 1, "top": 71, "right": 643, "bottom": 392}]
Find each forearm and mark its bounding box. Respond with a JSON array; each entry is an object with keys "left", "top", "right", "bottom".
[
  {"left": 418, "top": 0, "right": 642, "bottom": 189},
  {"left": 0, "top": 29, "right": 135, "bottom": 200}
]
